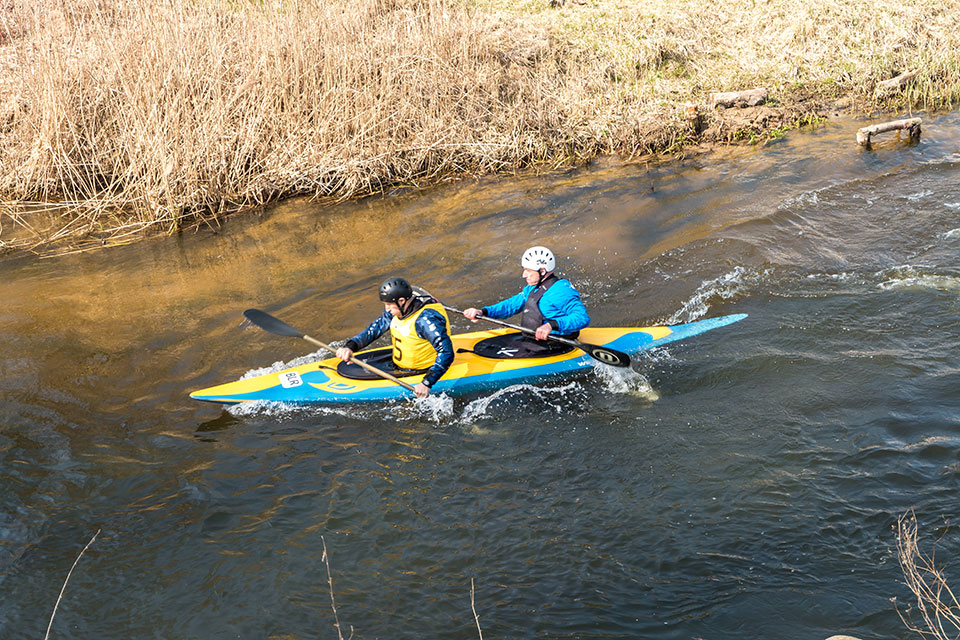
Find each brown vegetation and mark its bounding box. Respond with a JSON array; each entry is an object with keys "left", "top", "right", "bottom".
[
  {"left": 897, "top": 511, "right": 960, "bottom": 640},
  {"left": 1, "top": 0, "right": 958, "bottom": 256}
]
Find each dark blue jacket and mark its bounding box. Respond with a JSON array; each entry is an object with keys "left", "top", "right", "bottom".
[
  {"left": 482, "top": 278, "right": 590, "bottom": 334},
  {"left": 345, "top": 305, "right": 453, "bottom": 387}
]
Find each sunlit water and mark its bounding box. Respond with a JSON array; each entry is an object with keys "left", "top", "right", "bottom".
[{"left": 3, "top": 112, "right": 960, "bottom": 639}]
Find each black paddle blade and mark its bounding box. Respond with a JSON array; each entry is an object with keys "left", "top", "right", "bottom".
[
  {"left": 585, "top": 345, "right": 631, "bottom": 367},
  {"left": 242, "top": 309, "right": 305, "bottom": 339}
]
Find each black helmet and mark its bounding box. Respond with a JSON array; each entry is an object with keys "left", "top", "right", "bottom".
[{"left": 379, "top": 277, "right": 413, "bottom": 303}]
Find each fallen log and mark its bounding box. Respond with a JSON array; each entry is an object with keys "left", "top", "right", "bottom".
[
  {"left": 877, "top": 70, "right": 918, "bottom": 93},
  {"left": 856, "top": 118, "right": 922, "bottom": 147},
  {"left": 708, "top": 88, "right": 768, "bottom": 108}
]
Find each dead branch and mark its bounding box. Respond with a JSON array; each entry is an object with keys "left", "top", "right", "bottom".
[
  {"left": 896, "top": 510, "right": 960, "bottom": 640},
  {"left": 321, "top": 536, "right": 352, "bottom": 640},
  {"left": 471, "top": 577, "right": 483, "bottom": 640},
  {"left": 856, "top": 118, "right": 921, "bottom": 147},
  {"left": 44, "top": 529, "right": 100, "bottom": 640},
  {"left": 877, "top": 70, "right": 918, "bottom": 93}
]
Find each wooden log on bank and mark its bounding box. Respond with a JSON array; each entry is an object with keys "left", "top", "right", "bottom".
[
  {"left": 708, "top": 88, "right": 768, "bottom": 108},
  {"left": 856, "top": 118, "right": 921, "bottom": 147},
  {"left": 877, "top": 70, "right": 918, "bottom": 93}
]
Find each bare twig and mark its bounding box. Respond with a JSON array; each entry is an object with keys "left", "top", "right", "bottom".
[
  {"left": 471, "top": 577, "right": 483, "bottom": 640},
  {"left": 44, "top": 528, "right": 100, "bottom": 640},
  {"left": 896, "top": 510, "right": 960, "bottom": 640},
  {"left": 321, "top": 536, "right": 353, "bottom": 640}
]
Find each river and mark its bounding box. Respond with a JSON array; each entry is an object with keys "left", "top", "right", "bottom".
[{"left": 2, "top": 111, "right": 960, "bottom": 639}]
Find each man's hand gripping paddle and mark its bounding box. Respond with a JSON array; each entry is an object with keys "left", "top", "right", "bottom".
[
  {"left": 242, "top": 309, "right": 417, "bottom": 393},
  {"left": 412, "top": 288, "right": 631, "bottom": 367}
]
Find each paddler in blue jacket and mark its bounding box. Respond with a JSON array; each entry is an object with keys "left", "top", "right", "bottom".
[
  {"left": 336, "top": 277, "right": 453, "bottom": 398},
  {"left": 463, "top": 246, "right": 590, "bottom": 341}
]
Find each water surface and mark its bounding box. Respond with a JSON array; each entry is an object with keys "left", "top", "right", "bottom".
[{"left": 3, "top": 112, "right": 960, "bottom": 639}]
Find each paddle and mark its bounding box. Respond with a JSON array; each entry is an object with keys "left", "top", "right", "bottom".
[
  {"left": 242, "top": 309, "right": 417, "bottom": 393},
  {"left": 411, "top": 287, "right": 631, "bottom": 367}
]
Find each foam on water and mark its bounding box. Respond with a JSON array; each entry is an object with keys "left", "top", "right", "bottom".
[
  {"left": 667, "top": 266, "right": 766, "bottom": 324},
  {"left": 226, "top": 367, "right": 658, "bottom": 425},
  {"left": 224, "top": 391, "right": 457, "bottom": 424},
  {"left": 877, "top": 265, "right": 960, "bottom": 292},
  {"left": 459, "top": 382, "right": 581, "bottom": 423},
  {"left": 226, "top": 398, "right": 361, "bottom": 419},
  {"left": 391, "top": 393, "right": 456, "bottom": 423},
  {"left": 805, "top": 271, "right": 858, "bottom": 282},
  {"left": 590, "top": 362, "right": 660, "bottom": 401},
  {"left": 238, "top": 348, "right": 332, "bottom": 379},
  {"left": 898, "top": 190, "right": 934, "bottom": 201}
]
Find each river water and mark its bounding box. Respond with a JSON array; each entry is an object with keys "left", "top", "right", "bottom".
[{"left": 2, "top": 112, "right": 960, "bottom": 639}]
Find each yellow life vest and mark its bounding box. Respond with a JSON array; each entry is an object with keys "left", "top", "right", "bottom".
[{"left": 389, "top": 302, "right": 449, "bottom": 370}]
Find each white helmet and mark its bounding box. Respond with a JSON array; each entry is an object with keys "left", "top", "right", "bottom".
[{"left": 521, "top": 246, "right": 555, "bottom": 272}]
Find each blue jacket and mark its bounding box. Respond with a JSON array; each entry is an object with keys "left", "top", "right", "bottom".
[
  {"left": 482, "top": 278, "right": 590, "bottom": 335},
  {"left": 344, "top": 306, "right": 454, "bottom": 387}
]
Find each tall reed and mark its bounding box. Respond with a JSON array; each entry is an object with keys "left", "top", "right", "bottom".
[{"left": 1, "top": 0, "right": 957, "bottom": 254}]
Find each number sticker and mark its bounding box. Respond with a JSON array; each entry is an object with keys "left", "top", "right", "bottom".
[{"left": 279, "top": 371, "right": 303, "bottom": 388}]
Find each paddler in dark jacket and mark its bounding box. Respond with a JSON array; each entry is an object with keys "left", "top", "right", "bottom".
[
  {"left": 336, "top": 277, "right": 454, "bottom": 398},
  {"left": 463, "top": 246, "right": 590, "bottom": 341}
]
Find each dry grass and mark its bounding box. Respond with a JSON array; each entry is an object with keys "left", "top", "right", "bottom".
[
  {"left": 897, "top": 511, "right": 960, "bottom": 640},
  {"left": 1, "top": 0, "right": 958, "bottom": 256}
]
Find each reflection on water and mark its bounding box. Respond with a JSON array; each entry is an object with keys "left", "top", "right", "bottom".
[{"left": 2, "top": 111, "right": 960, "bottom": 639}]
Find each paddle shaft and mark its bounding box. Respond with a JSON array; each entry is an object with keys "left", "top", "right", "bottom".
[
  {"left": 242, "top": 309, "right": 417, "bottom": 393},
  {"left": 442, "top": 304, "right": 579, "bottom": 345},
  {"left": 441, "top": 304, "right": 630, "bottom": 367},
  {"left": 300, "top": 334, "right": 417, "bottom": 393}
]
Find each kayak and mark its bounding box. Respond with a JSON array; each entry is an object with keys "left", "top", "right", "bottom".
[
  {"left": 189, "top": 313, "right": 746, "bottom": 405},
  {"left": 190, "top": 313, "right": 747, "bottom": 405}
]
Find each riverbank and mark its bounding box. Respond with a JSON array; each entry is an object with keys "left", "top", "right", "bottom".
[{"left": 1, "top": 0, "right": 957, "bottom": 257}]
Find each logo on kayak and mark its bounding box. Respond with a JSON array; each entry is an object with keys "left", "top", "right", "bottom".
[
  {"left": 279, "top": 371, "right": 303, "bottom": 388},
  {"left": 497, "top": 348, "right": 519, "bottom": 357}
]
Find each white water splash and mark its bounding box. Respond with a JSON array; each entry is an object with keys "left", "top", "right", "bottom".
[
  {"left": 225, "top": 399, "right": 358, "bottom": 419},
  {"left": 805, "top": 271, "right": 857, "bottom": 282},
  {"left": 945, "top": 202, "right": 960, "bottom": 210},
  {"left": 590, "top": 363, "right": 659, "bottom": 401},
  {"left": 224, "top": 390, "right": 455, "bottom": 424},
  {"left": 459, "top": 382, "right": 580, "bottom": 423},
  {"left": 391, "top": 393, "right": 456, "bottom": 423},
  {"left": 944, "top": 228, "right": 960, "bottom": 239},
  {"left": 238, "top": 348, "right": 333, "bottom": 380},
  {"left": 667, "top": 266, "right": 764, "bottom": 324},
  {"left": 877, "top": 266, "right": 960, "bottom": 292}
]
